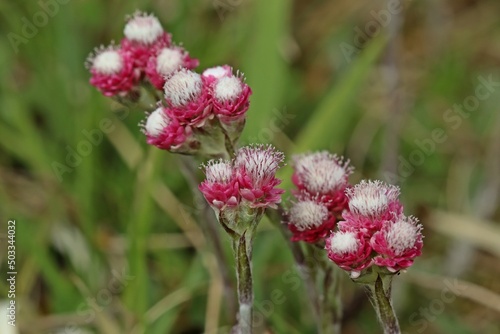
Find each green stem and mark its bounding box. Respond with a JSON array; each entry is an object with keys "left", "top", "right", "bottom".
[
  {"left": 321, "top": 265, "right": 342, "bottom": 334},
  {"left": 365, "top": 275, "right": 400, "bottom": 334},
  {"left": 232, "top": 231, "right": 254, "bottom": 334}
]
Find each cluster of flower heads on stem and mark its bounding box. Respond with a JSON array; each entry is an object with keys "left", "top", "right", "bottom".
[
  {"left": 199, "top": 144, "right": 285, "bottom": 216},
  {"left": 287, "top": 151, "right": 354, "bottom": 243},
  {"left": 87, "top": 12, "right": 251, "bottom": 156},
  {"left": 142, "top": 66, "right": 251, "bottom": 154},
  {"left": 87, "top": 12, "right": 196, "bottom": 97},
  {"left": 286, "top": 152, "right": 423, "bottom": 277},
  {"left": 326, "top": 180, "right": 423, "bottom": 278}
]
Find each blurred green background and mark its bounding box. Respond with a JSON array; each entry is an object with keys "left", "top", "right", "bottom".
[{"left": 1, "top": 0, "right": 500, "bottom": 333}]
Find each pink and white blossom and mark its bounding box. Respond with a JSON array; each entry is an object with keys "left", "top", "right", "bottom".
[
  {"left": 88, "top": 46, "right": 139, "bottom": 96},
  {"left": 339, "top": 180, "right": 403, "bottom": 233},
  {"left": 371, "top": 215, "right": 423, "bottom": 272},
  {"left": 234, "top": 144, "right": 285, "bottom": 208},
  {"left": 163, "top": 69, "right": 212, "bottom": 127},
  {"left": 287, "top": 199, "right": 336, "bottom": 243},
  {"left": 325, "top": 230, "right": 372, "bottom": 277},
  {"left": 121, "top": 12, "right": 171, "bottom": 68},
  {"left": 199, "top": 159, "right": 239, "bottom": 210},
  {"left": 292, "top": 152, "right": 353, "bottom": 214},
  {"left": 142, "top": 106, "right": 191, "bottom": 151},
  {"left": 146, "top": 46, "right": 199, "bottom": 89}
]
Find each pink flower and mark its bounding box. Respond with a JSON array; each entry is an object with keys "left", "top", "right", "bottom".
[
  {"left": 325, "top": 230, "right": 372, "bottom": 277},
  {"left": 371, "top": 215, "right": 423, "bottom": 272},
  {"left": 287, "top": 199, "right": 336, "bottom": 243},
  {"left": 199, "top": 159, "right": 239, "bottom": 210},
  {"left": 210, "top": 70, "right": 252, "bottom": 123},
  {"left": 121, "top": 12, "right": 171, "bottom": 69},
  {"left": 163, "top": 69, "right": 212, "bottom": 127},
  {"left": 88, "top": 46, "right": 139, "bottom": 97},
  {"left": 292, "top": 152, "right": 353, "bottom": 214},
  {"left": 234, "top": 144, "right": 285, "bottom": 208},
  {"left": 142, "top": 106, "right": 191, "bottom": 151},
  {"left": 339, "top": 180, "right": 403, "bottom": 234},
  {"left": 145, "top": 46, "right": 199, "bottom": 89}
]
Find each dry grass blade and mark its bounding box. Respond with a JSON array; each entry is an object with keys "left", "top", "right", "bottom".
[
  {"left": 425, "top": 210, "right": 500, "bottom": 258},
  {"left": 404, "top": 271, "right": 500, "bottom": 313}
]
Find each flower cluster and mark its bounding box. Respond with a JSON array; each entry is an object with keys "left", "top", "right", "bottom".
[
  {"left": 325, "top": 180, "right": 423, "bottom": 277},
  {"left": 287, "top": 152, "right": 354, "bottom": 243},
  {"left": 199, "top": 144, "right": 285, "bottom": 212},
  {"left": 142, "top": 66, "right": 251, "bottom": 154},
  {"left": 87, "top": 12, "right": 197, "bottom": 97},
  {"left": 87, "top": 12, "right": 252, "bottom": 156}
]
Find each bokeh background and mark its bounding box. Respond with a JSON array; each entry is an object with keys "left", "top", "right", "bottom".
[{"left": 1, "top": 0, "right": 500, "bottom": 333}]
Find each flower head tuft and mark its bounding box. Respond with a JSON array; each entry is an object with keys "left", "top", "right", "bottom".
[
  {"left": 325, "top": 230, "right": 372, "bottom": 273},
  {"left": 87, "top": 45, "right": 139, "bottom": 97},
  {"left": 146, "top": 46, "right": 199, "bottom": 89},
  {"left": 202, "top": 65, "right": 232, "bottom": 82},
  {"left": 199, "top": 159, "right": 239, "bottom": 210},
  {"left": 164, "top": 69, "right": 203, "bottom": 107},
  {"left": 287, "top": 198, "right": 336, "bottom": 243},
  {"left": 292, "top": 152, "right": 353, "bottom": 213},
  {"left": 347, "top": 180, "right": 400, "bottom": 218},
  {"left": 141, "top": 106, "right": 191, "bottom": 151},
  {"left": 163, "top": 69, "right": 212, "bottom": 127},
  {"left": 124, "top": 12, "right": 164, "bottom": 45},
  {"left": 234, "top": 144, "right": 285, "bottom": 208},
  {"left": 371, "top": 215, "right": 423, "bottom": 272},
  {"left": 289, "top": 200, "right": 329, "bottom": 231}
]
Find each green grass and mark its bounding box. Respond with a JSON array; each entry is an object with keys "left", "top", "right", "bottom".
[{"left": 1, "top": 0, "right": 500, "bottom": 333}]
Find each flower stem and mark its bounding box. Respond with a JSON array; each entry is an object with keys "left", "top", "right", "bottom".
[
  {"left": 232, "top": 231, "right": 254, "bottom": 334},
  {"left": 365, "top": 275, "right": 401, "bottom": 334},
  {"left": 321, "top": 265, "right": 342, "bottom": 334}
]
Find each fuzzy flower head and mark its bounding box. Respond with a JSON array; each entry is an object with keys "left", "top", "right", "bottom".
[
  {"left": 121, "top": 12, "right": 171, "bottom": 68},
  {"left": 292, "top": 152, "right": 353, "bottom": 213},
  {"left": 88, "top": 45, "right": 139, "bottom": 97},
  {"left": 371, "top": 215, "right": 423, "bottom": 272},
  {"left": 199, "top": 159, "right": 239, "bottom": 210},
  {"left": 339, "top": 180, "right": 403, "bottom": 233},
  {"left": 146, "top": 46, "right": 199, "bottom": 89},
  {"left": 347, "top": 180, "right": 401, "bottom": 218},
  {"left": 124, "top": 12, "right": 164, "bottom": 45},
  {"left": 202, "top": 65, "right": 232, "bottom": 83},
  {"left": 325, "top": 230, "right": 373, "bottom": 277},
  {"left": 234, "top": 144, "right": 285, "bottom": 208},
  {"left": 142, "top": 106, "right": 192, "bottom": 152},
  {"left": 287, "top": 199, "right": 336, "bottom": 243},
  {"left": 211, "top": 69, "right": 252, "bottom": 123},
  {"left": 163, "top": 69, "right": 212, "bottom": 127}
]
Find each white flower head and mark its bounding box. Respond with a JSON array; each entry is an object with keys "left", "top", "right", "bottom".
[
  {"left": 214, "top": 76, "right": 243, "bottom": 102},
  {"left": 202, "top": 66, "right": 232, "bottom": 80},
  {"left": 235, "top": 144, "right": 285, "bottom": 186},
  {"left": 385, "top": 215, "right": 422, "bottom": 255},
  {"left": 204, "top": 159, "right": 234, "bottom": 185},
  {"left": 329, "top": 231, "right": 359, "bottom": 255},
  {"left": 288, "top": 200, "right": 328, "bottom": 231},
  {"left": 124, "top": 12, "right": 163, "bottom": 44},
  {"left": 156, "top": 47, "right": 184, "bottom": 76},
  {"left": 293, "top": 151, "right": 353, "bottom": 194},
  {"left": 163, "top": 69, "right": 203, "bottom": 107},
  {"left": 144, "top": 107, "right": 170, "bottom": 137},
  {"left": 347, "top": 180, "right": 400, "bottom": 217},
  {"left": 88, "top": 46, "right": 123, "bottom": 75}
]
